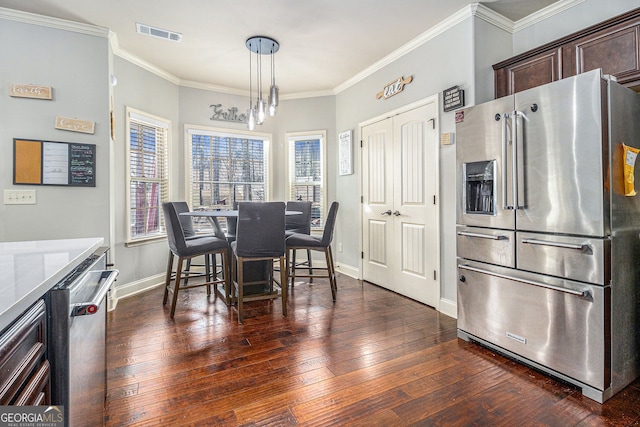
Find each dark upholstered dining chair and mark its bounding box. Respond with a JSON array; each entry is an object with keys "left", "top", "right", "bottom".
[
  {"left": 171, "top": 201, "right": 215, "bottom": 284},
  {"left": 286, "top": 201, "right": 339, "bottom": 301},
  {"left": 162, "top": 202, "right": 230, "bottom": 317},
  {"left": 285, "top": 200, "right": 313, "bottom": 282},
  {"left": 224, "top": 201, "right": 239, "bottom": 243},
  {"left": 230, "top": 201, "right": 287, "bottom": 323}
]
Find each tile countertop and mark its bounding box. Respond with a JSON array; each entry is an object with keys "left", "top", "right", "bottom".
[{"left": 0, "top": 237, "right": 104, "bottom": 333}]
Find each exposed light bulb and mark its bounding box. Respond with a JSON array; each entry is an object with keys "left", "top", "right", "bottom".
[
  {"left": 247, "top": 108, "right": 256, "bottom": 130},
  {"left": 257, "top": 99, "right": 266, "bottom": 124},
  {"left": 268, "top": 84, "right": 278, "bottom": 116}
]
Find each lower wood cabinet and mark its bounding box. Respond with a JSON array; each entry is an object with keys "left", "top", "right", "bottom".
[{"left": 0, "top": 300, "right": 50, "bottom": 406}]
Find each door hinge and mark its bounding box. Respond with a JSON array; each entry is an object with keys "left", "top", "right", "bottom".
[
  {"left": 361, "top": 251, "right": 364, "bottom": 259},
  {"left": 433, "top": 270, "right": 437, "bottom": 280},
  {"left": 433, "top": 195, "right": 437, "bottom": 205},
  {"left": 361, "top": 196, "right": 364, "bottom": 203},
  {"left": 360, "top": 140, "right": 363, "bottom": 148}
]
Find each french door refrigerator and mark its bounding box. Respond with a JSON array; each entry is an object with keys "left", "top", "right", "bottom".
[{"left": 455, "top": 68, "right": 640, "bottom": 403}]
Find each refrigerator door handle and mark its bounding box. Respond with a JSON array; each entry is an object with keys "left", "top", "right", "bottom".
[
  {"left": 457, "top": 231, "right": 508, "bottom": 240},
  {"left": 521, "top": 238, "right": 590, "bottom": 252},
  {"left": 458, "top": 264, "right": 591, "bottom": 298},
  {"left": 501, "top": 113, "right": 511, "bottom": 210},
  {"left": 511, "top": 111, "right": 520, "bottom": 210}
]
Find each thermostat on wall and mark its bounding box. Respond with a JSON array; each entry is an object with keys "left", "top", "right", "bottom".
[{"left": 440, "top": 133, "right": 455, "bottom": 145}]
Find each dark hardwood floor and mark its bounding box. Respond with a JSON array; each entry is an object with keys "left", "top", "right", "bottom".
[{"left": 105, "top": 273, "right": 640, "bottom": 426}]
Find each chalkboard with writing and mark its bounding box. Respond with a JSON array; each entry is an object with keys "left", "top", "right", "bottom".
[
  {"left": 69, "top": 144, "right": 95, "bottom": 186},
  {"left": 13, "top": 138, "right": 96, "bottom": 187}
]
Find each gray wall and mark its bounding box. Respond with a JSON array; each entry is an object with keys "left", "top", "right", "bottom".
[
  {"left": 110, "top": 61, "right": 337, "bottom": 289},
  {"left": 111, "top": 56, "right": 180, "bottom": 286},
  {"left": 0, "top": 17, "right": 111, "bottom": 244},
  {"left": 4, "top": 0, "right": 640, "bottom": 313},
  {"left": 513, "top": 0, "right": 640, "bottom": 54},
  {"left": 334, "top": 18, "right": 477, "bottom": 305}
]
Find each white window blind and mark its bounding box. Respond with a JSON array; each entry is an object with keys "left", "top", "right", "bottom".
[
  {"left": 287, "top": 131, "right": 325, "bottom": 229},
  {"left": 187, "top": 127, "right": 270, "bottom": 232},
  {"left": 127, "top": 108, "right": 170, "bottom": 242}
]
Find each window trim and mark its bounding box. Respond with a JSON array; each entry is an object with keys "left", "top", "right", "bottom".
[
  {"left": 184, "top": 124, "right": 273, "bottom": 208},
  {"left": 285, "top": 130, "right": 327, "bottom": 231},
  {"left": 125, "top": 106, "right": 171, "bottom": 244}
]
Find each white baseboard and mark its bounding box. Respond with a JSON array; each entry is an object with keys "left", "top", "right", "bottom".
[
  {"left": 108, "top": 273, "right": 165, "bottom": 311},
  {"left": 438, "top": 297, "right": 457, "bottom": 319},
  {"left": 335, "top": 262, "right": 359, "bottom": 279},
  {"left": 108, "top": 265, "right": 457, "bottom": 321}
]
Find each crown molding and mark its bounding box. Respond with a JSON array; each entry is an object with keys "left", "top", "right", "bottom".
[
  {"left": 514, "top": 0, "right": 586, "bottom": 31},
  {"left": 472, "top": 3, "right": 515, "bottom": 33},
  {"left": 0, "top": 6, "right": 108, "bottom": 38},
  {"left": 113, "top": 45, "right": 182, "bottom": 85},
  {"left": 5, "top": 1, "right": 584, "bottom": 100},
  {"left": 334, "top": 5, "right": 475, "bottom": 94},
  {"left": 180, "top": 80, "right": 247, "bottom": 96}
]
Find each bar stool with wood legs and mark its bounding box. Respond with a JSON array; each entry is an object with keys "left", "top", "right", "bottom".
[
  {"left": 285, "top": 200, "right": 313, "bottom": 282},
  {"left": 162, "top": 202, "right": 230, "bottom": 318},
  {"left": 286, "top": 201, "right": 339, "bottom": 301},
  {"left": 230, "top": 202, "right": 287, "bottom": 324},
  {"left": 171, "top": 201, "right": 216, "bottom": 288}
]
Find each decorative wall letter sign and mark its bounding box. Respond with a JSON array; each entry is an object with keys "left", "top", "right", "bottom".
[
  {"left": 55, "top": 116, "right": 96, "bottom": 134},
  {"left": 9, "top": 83, "right": 53, "bottom": 100},
  {"left": 376, "top": 76, "right": 413, "bottom": 100}
]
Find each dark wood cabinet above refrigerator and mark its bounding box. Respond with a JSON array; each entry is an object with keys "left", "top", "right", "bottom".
[{"left": 493, "top": 8, "right": 640, "bottom": 98}]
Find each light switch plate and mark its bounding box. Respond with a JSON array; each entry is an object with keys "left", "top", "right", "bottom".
[{"left": 4, "top": 189, "right": 36, "bottom": 205}]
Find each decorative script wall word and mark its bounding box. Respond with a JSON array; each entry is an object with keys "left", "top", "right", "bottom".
[
  {"left": 376, "top": 76, "right": 413, "bottom": 100},
  {"left": 9, "top": 83, "right": 52, "bottom": 100},
  {"left": 210, "top": 104, "right": 247, "bottom": 123},
  {"left": 55, "top": 116, "right": 95, "bottom": 134}
]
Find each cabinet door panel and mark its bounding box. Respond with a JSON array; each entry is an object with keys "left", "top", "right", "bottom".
[
  {"left": 495, "top": 49, "right": 561, "bottom": 98},
  {"left": 563, "top": 23, "right": 640, "bottom": 84},
  {"left": 0, "top": 300, "right": 48, "bottom": 405}
]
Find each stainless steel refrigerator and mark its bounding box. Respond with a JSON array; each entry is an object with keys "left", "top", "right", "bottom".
[{"left": 455, "top": 68, "right": 640, "bottom": 403}]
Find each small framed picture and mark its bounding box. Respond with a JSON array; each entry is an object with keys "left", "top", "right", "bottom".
[{"left": 338, "top": 130, "right": 353, "bottom": 176}]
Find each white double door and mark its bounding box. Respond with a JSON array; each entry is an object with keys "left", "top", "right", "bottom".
[{"left": 361, "top": 102, "right": 439, "bottom": 307}]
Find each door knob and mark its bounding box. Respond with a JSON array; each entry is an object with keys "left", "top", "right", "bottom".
[
  {"left": 381, "top": 210, "right": 392, "bottom": 216},
  {"left": 393, "top": 210, "right": 401, "bottom": 216}
]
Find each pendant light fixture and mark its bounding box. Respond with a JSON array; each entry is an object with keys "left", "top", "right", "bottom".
[{"left": 246, "top": 36, "right": 279, "bottom": 130}]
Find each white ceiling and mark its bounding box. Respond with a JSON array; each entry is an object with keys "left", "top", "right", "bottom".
[{"left": 0, "top": 0, "right": 560, "bottom": 96}]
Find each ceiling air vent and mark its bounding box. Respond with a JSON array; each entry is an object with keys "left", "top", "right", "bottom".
[{"left": 136, "top": 23, "right": 182, "bottom": 42}]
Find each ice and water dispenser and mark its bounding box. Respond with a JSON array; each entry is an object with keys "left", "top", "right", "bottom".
[{"left": 463, "top": 160, "right": 496, "bottom": 215}]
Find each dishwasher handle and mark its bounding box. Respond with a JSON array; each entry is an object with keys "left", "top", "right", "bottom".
[{"left": 71, "top": 269, "right": 119, "bottom": 316}]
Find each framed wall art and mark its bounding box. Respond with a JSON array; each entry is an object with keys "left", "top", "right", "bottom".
[{"left": 338, "top": 130, "right": 353, "bottom": 176}]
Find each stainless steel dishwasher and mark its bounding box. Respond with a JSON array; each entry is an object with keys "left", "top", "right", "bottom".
[{"left": 47, "top": 247, "right": 118, "bottom": 427}]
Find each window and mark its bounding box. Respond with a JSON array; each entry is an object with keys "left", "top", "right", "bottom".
[
  {"left": 286, "top": 131, "right": 326, "bottom": 230},
  {"left": 186, "top": 125, "right": 271, "bottom": 231},
  {"left": 126, "top": 107, "right": 170, "bottom": 242}
]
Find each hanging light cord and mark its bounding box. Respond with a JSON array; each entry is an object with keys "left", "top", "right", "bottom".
[{"left": 249, "top": 41, "right": 253, "bottom": 108}]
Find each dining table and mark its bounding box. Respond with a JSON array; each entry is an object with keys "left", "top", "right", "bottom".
[
  {"left": 180, "top": 209, "right": 301, "bottom": 239},
  {"left": 180, "top": 209, "right": 301, "bottom": 294}
]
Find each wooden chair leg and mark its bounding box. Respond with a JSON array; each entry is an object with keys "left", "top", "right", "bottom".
[
  {"left": 170, "top": 257, "right": 185, "bottom": 318},
  {"left": 279, "top": 256, "right": 287, "bottom": 317},
  {"left": 222, "top": 250, "right": 231, "bottom": 305},
  {"left": 291, "top": 249, "right": 297, "bottom": 273},
  {"left": 204, "top": 255, "right": 211, "bottom": 296},
  {"left": 237, "top": 257, "right": 244, "bottom": 324},
  {"left": 307, "top": 249, "right": 313, "bottom": 283},
  {"left": 287, "top": 247, "right": 296, "bottom": 287},
  {"left": 163, "top": 252, "right": 174, "bottom": 305},
  {"left": 325, "top": 247, "right": 337, "bottom": 301}
]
